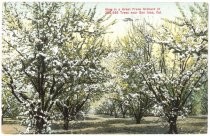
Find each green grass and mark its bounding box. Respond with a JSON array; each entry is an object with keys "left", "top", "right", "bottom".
[{"left": 2, "top": 114, "right": 207, "bottom": 134}]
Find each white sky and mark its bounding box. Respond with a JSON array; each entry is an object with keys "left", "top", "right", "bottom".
[
  {"left": 83, "top": 2, "right": 196, "bottom": 42},
  {"left": 3, "top": 2, "right": 197, "bottom": 40}
]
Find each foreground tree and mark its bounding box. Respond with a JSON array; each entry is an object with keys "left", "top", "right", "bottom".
[
  {"left": 2, "top": 2, "right": 113, "bottom": 133},
  {"left": 111, "top": 3, "right": 207, "bottom": 133},
  {"left": 140, "top": 3, "right": 208, "bottom": 133},
  {"left": 51, "top": 5, "right": 112, "bottom": 130}
]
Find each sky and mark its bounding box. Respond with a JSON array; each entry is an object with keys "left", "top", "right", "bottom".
[
  {"left": 6, "top": 2, "right": 196, "bottom": 41},
  {"left": 83, "top": 2, "right": 196, "bottom": 41}
]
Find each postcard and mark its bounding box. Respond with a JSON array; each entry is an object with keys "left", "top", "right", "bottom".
[{"left": 1, "top": 0, "right": 208, "bottom": 134}]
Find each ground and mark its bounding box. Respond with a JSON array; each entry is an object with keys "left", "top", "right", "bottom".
[{"left": 1, "top": 114, "right": 207, "bottom": 134}]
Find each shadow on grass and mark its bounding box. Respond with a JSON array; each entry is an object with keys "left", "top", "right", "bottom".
[
  {"left": 102, "top": 118, "right": 135, "bottom": 125},
  {"left": 37, "top": 115, "right": 209, "bottom": 134},
  {"left": 187, "top": 116, "right": 208, "bottom": 120},
  {"left": 52, "top": 117, "right": 136, "bottom": 130},
  {"left": 178, "top": 121, "right": 207, "bottom": 134},
  {"left": 53, "top": 125, "right": 167, "bottom": 134},
  {"left": 84, "top": 117, "right": 99, "bottom": 120},
  {"left": 181, "top": 121, "right": 207, "bottom": 126},
  {"left": 52, "top": 116, "right": 165, "bottom": 134},
  {"left": 102, "top": 118, "right": 159, "bottom": 125},
  {"left": 59, "top": 124, "right": 168, "bottom": 134},
  {"left": 52, "top": 120, "right": 110, "bottom": 130},
  {"left": 3, "top": 115, "right": 207, "bottom": 134}
]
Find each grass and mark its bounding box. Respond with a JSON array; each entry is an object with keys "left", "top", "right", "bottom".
[{"left": 1, "top": 114, "right": 207, "bottom": 134}]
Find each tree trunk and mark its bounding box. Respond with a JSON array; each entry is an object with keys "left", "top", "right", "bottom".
[
  {"left": 135, "top": 114, "right": 142, "bottom": 124},
  {"left": 63, "top": 107, "right": 69, "bottom": 130},
  {"left": 168, "top": 115, "right": 178, "bottom": 134},
  {"left": 122, "top": 110, "right": 127, "bottom": 118},
  {"left": 120, "top": 104, "right": 126, "bottom": 118},
  {"left": 35, "top": 107, "right": 46, "bottom": 134},
  {"left": 35, "top": 116, "right": 45, "bottom": 134},
  {"left": 120, "top": 108, "right": 126, "bottom": 118},
  {"left": 110, "top": 110, "right": 113, "bottom": 116},
  {"left": 63, "top": 117, "right": 69, "bottom": 130},
  {"left": 122, "top": 113, "right": 126, "bottom": 118},
  {"left": 1, "top": 116, "right": 3, "bottom": 124},
  {"left": 135, "top": 117, "right": 141, "bottom": 124},
  {"left": 114, "top": 110, "right": 118, "bottom": 118}
]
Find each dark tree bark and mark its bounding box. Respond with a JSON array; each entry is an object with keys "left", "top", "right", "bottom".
[
  {"left": 34, "top": 105, "right": 48, "bottom": 134},
  {"left": 135, "top": 114, "right": 143, "bottom": 124},
  {"left": 109, "top": 109, "right": 114, "bottom": 116},
  {"left": 136, "top": 119, "right": 141, "bottom": 124},
  {"left": 167, "top": 100, "right": 179, "bottom": 134},
  {"left": 63, "top": 106, "right": 69, "bottom": 130},
  {"left": 56, "top": 93, "right": 90, "bottom": 130},
  {"left": 35, "top": 116, "right": 44, "bottom": 134},
  {"left": 114, "top": 110, "right": 118, "bottom": 118},
  {"left": 168, "top": 115, "right": 178, "bottom": 134},
  {"left": 56, "top": 102, "right": 70, "bottom": 130},
  {"left": 1, "top": 116, "right": 3, "bottom": 125},
  {"left": 119, "top": 103, "right": 127, "bottom": 118},
  {"left": 122, "top": 111, "right": 126, "bottom": 118}
]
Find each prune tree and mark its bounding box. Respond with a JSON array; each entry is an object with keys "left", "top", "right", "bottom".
[
  {"left": 114, "top": 24, "right": 155, "bottom": 124},
  {"left": 2, "top": 2, "right": 113, "bottom": 133},
  {"left": 112, "top": 3, "right": 207, "bottom": 133},
  {"left": 51, "top": 5, "right": 113, "bottom": 130},
  {"left": 102, "top": 81, "right": 128, "bottom": 118},
  {"left": 138, "top": 3, "right": 208, "bottom": 133},
  {"left": 97, "top": 98, "right": 119, "bottom": 116},
  {"left": 56, "top": 82, "right": 108, "bottom": 130},
  {"left": 113, "top": 92, "right": 129, "bottom": 118}
]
